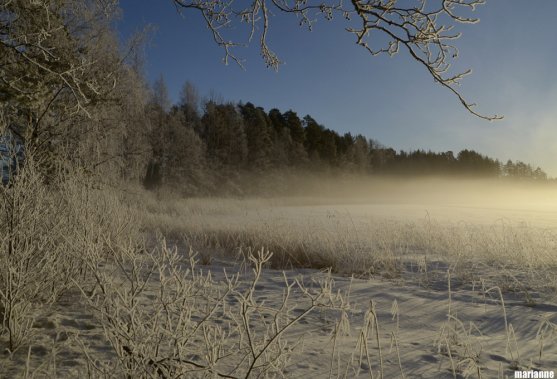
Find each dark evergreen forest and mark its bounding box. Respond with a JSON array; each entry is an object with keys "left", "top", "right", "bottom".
[{"left": 143, "top": 77, "right": 549, "bottom": 195}]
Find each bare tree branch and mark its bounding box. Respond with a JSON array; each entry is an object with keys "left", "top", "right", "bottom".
[{"left": 172, "top": 0, "right": 502, "bottom": 120}]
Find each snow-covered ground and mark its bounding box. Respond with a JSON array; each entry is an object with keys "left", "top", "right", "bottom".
[{"left": 3, "top": 184, "right": 557, "bottom": 377}]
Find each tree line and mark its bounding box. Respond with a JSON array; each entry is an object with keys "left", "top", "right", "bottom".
[{"left": 141, "top": 76, "right": 548, "bottom": 194}]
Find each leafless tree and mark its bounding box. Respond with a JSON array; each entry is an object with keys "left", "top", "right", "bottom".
[
  {"left": 0, "top": 0, "right": 120, "bottom": 115},
  {"left": 0, "top": 0, "right": 152, "bottom": 180},
  {"left": 172, "top": 0, "right": 501, "bottom": 120}
]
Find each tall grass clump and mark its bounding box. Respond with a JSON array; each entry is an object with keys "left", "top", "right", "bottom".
[
  {"left": 71, "top": 243, "right": 353, "bottom": 378},
  {"left": 0, "top": 156, "right": 80, "bottom": 352},
  {"left": 0, "top": 152, "right": 140, "bottom": 359}
]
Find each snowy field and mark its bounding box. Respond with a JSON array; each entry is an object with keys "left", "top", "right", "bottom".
[{"left": 3, "top": 179, "right": 557, "bottom": 378}]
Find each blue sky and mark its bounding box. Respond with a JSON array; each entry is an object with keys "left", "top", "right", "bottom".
[{"left": 117, "top": 1, "right": 557, "bottom": 176}]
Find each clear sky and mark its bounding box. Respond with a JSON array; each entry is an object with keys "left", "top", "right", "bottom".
[{"left": 117, "top": 1, "right": 557, "bottom": 176}]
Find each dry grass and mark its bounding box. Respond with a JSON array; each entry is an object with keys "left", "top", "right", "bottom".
[
  {"left": 0, "top": 163, "right": 365, "bottom": 377},
  {"left": 139, "top": 193, "right": 557, "bottom": 301},
  {"left": 1, "top": 170, "right": 557, "bottom": 377}
]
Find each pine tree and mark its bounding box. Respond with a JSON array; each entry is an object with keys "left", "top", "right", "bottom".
[
  {"left": 202, "top": 102, "right": 248, "bottom": 171},
  {"left": 239, "top": 103, "right": 272, "bottom": 171}
]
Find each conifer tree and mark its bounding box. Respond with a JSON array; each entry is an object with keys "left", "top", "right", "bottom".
[{"left": 239, "top": 103, "right": 272, "bottom": 171}]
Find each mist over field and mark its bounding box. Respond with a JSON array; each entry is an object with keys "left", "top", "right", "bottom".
[
  {"left": 143, "top": 175, "right": 557, "bottom": 283},
  {"left": 273, "top": 176, "right": 557, "bottom": 226},
  {"left": 228, "top": 174, "right": 557, "bottom": 227}
]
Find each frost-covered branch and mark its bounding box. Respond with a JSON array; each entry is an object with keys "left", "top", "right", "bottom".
[{"left": 173, "top": 0, "right": 501, "bottom": 120}]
